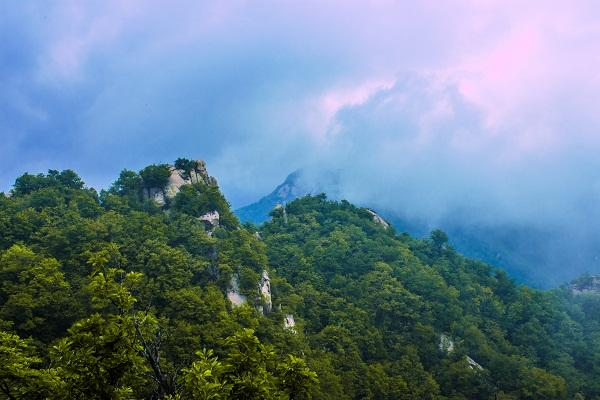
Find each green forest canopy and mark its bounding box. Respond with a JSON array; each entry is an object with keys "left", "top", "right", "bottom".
[{"left": 0, "top": 162, "right": 599, "bottom": 399}]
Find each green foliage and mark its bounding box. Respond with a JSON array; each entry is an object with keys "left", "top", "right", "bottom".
[
  {"left": 50, "top": 313, "right": 149, "bottom": 399},
  {"left": 110, "top": 169, "right": 143, "bottom": 196},
  {"left": 182, "top": 329, "right": 317, "bottom": 400},
  {"left": 174, "top": 158, "right": 198, "bottom": 180},
  {"left": 0, "top": 330, "right": 63, "bottom": 399},
  {"left": 0, "top": 164, "right": 599, "bottom": 399},
  {"left": 172, "top": 183, "right": 238, "bottom": 229},
  {"left": 277, "top": 354, "right": 319, "bottom": 399},
  {"left": 12, "top": 169, "right": 84, "bottom": 197},
  {"left": 182, "top": 348, "right": 232, "bottom": 399},
  {"left": 261, "top": 194, "right": 600, "bottom": 399},
  {"left": 0, "top": 245, "right": 73, "bottom": 343},
  {"left": 140, "top": 164, "right": 172, "bottom": 190}
]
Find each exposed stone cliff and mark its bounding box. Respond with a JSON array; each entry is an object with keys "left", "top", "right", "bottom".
[
  {"left": 365, "top": 209, "right": 390, "bottom": 229},
  {"left": 258, "top": 270, "right": 272, "bottom": 315},
  {"left": 145, "top": 160, "right": 218, "bottom": 205},
  {"left": 227, "top": 274, "right": 247, "bottom": 307}
]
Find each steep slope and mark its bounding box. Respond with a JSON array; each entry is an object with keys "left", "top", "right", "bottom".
[
  {"left": 260, "top": 196, "right": 600, "bottom": 399},
  {"left": 0, "top": 163, "right": 313, "bottom": 399}
]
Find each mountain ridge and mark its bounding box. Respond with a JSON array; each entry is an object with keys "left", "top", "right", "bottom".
[
  {"left": 235, "top": 169, "right": 599, "bottom": 288},
  {"left": 0, "top": 159, "right": 599, "bottom": 399}
]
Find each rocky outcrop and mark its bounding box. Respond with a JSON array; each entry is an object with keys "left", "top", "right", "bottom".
[
  {"left": 284, "top": 314, "right": 296, "bottom": 333},
  {"left": 258, "top": 270, "right": 272, "bottom": 315},
  {"left": 188, "top": 160, "right": 218, "bottom": 186},
  {"left": 227, "top": 270, "right": 273, "bottom": 316},
  {"left": 439, "top": 334, "right": 455, "bottom": 354},
  {"left": 148, "top": 187, "right": 169, "bottom": 205},
  {"left": 465, "top": 356, "right": 483, "bottom": 371},
  {"left": 439, "top": 334, "right": 483, "bottom": 370},
  {"left": 227, "top": 274, "right": 246, "bottom": 307},
  {"left": 274, "top": 204, "right": 288, "bottom": 225},
  {"left": 146, "top": 160, "right": 218, "bottom": 205},
  {"left": 366, "top": 209, "right": 390, "bottom": 229},
  {"left": 199, "top": 210, "right": 220, "bottom": 232}
]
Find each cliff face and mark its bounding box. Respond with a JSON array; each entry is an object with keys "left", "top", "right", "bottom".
[
  {"left": 146, "top": 160, "right": 218, "bottom": 205},
  {"left": 227, "top": 270, "right": 274, "bottom": 316},
  {"left": 365, "top": 209, "right": 390, "bottom": 229},
  {"left": 227, "top": 274, "right": 247, "bottom": 306},
  {"left": 258, "top": 270, "right": 272, "bottom": 314}
]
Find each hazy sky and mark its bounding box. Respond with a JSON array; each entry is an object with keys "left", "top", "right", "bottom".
[{"left": 2, "top": 0, "right": 600, "bottom": 230}]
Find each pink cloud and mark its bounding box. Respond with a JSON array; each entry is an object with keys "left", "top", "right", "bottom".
[
  {"left": 432, "top": 1, "right": 600, "bottom": 159},
  {"left": 457, "top": 27, "right": 542, "bottom": 123},
  {"left": 306, "top": 78, "right": 396, "bottom": 144}
]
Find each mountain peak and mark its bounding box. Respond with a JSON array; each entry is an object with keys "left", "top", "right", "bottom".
[
  {"left": 235, "top": 169, "right": 340, "bottom": 224},
  {"left": 142, "top": 159, "right": 218, "bottom": 205}
]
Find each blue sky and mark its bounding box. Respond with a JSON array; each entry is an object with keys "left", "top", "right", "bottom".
[{"left": 2, "top": 0, "right": 600, "bottom": 227}]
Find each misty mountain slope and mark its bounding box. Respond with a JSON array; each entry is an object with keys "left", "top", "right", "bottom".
[
  {"left": 1, "top": 161, "right": 600, "bottom": 399},
  {"left": 235, "top": 170, "right": 306, "bottom": 224},
  {"left": 260, "top": 194, "right": 600, "bottom": 399},
  {"left": 235, "top": 170, "right": 600, "bottom": 288},
  {"left": 236, "top": 169, "right": 341, "bottom": 224}
]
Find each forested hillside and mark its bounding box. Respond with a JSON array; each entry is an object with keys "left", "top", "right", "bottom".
[
  {"left": 0, "top": 161, "right": 599, "bottom": 399},
  {"left": 235, "top": 170, "right": 597, "bottom": 288}
]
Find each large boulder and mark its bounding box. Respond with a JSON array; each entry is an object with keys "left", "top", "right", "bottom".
[{"left": 145, "top": 160, "right": 218, "bottom": 205}]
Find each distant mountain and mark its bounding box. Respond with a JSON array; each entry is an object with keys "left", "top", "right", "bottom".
[
  {"left": 235, "top": 169, "right": 341, "bottom": 224},
  {"left": 235, "top": 170, "right": 600, "bottom": 288}
]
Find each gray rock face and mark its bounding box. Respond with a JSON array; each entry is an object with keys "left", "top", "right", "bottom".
[
  {"left": 465, "top": 356, "right": 483, "bottom": 370},
  {"left": 190, "top": 160, "right": 218, "bottom": 186},
  {"left": 365, "top": 209, "right": 390, "bottom": 229},
  {"left": 226, "top": 269, "right": 275, "bottom": 317},
  {"left": 439, "top": 334, "right": 482, "bottom": 370},
  {"left": 148, "top": 187, "right": 168, "bottom": 206},
  {"left": 146, "top": 160, "right": 218, "bottom": 205},
  {"left": 227, "top": 274, "right": 247, "bottom": 307},
  {"left": 284, "top": 314, "right": 296, "bottom": 333},
  {"left": 439, "top": 334, "right": 455, "bottom": 354},
  {"left": 199, "top": 210, "right": 220, "bottom": 232},
  {"left": 258, "top": 270, "right": 272, "bottom": 315}
]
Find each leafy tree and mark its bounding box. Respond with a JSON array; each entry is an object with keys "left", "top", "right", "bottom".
[
  {"left": 277, "top": 354, "right": 319, "bottom": 399},
  {"left": 140, "top": 164, "right": 171, "bottom": 191},
  {"left": 49, "top": 254, "right": 151, "bottom": 399},
  {"left": 50, "top": 314, "right": 150, "bottom": 399},
  {"left": 11, "top": 169, "right": 83, "bottom": 197},
  {"left": 0, "top": 330, "right": 63, "bottom": 399},
  {"left": 429, "top": 229, "right": 449, "bottom": 257},
  {"left": 182, "top": 348, "right": 232, "bottom": 399},
  {"left": 0, "top": 163, "right": 599, "bottom": 399},
  {"left": 182, "top": 329, "right": 317, "bottom": 400},
  {"left": 0, "top": 245, "right": 73, "bottom": 343},
  {"left": 174, "top": 158, "right": 198, "bottom": 180},
  {"left": 519, "top": 367, "right": 567, "bottom": 400},
  {"left": 111, "top": 170, "right": 143, "bottom": 196}
]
